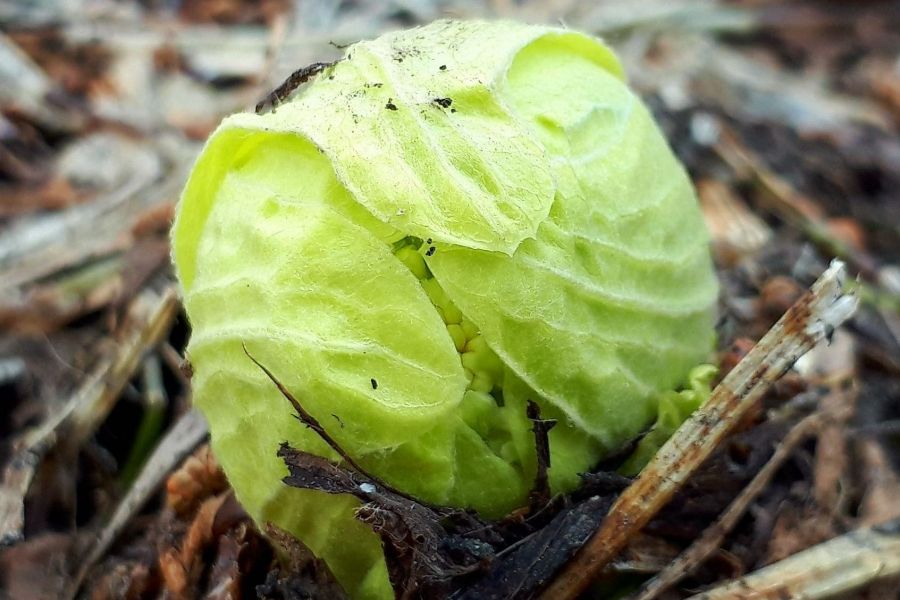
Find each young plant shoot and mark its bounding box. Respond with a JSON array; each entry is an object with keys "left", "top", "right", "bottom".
[{"left": 171, "top": 20, "right": 718, "bottom": 599}]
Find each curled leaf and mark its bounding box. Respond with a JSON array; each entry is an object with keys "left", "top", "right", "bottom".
[{"left": 171, "top": 19, "right": 718, "bottom": 600}]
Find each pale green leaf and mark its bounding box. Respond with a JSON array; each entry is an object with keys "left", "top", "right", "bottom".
[{"left": 171, "top": 20, "right": 717, "bottom": 600}]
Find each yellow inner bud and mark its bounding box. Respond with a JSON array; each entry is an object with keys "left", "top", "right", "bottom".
[{"left": 392, "top": 237, "right": 504, "bottom": 405}]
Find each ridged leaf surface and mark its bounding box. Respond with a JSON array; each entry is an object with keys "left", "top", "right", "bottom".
[{"left": 172, "top": 20, "right": 717, "bottom": 600}]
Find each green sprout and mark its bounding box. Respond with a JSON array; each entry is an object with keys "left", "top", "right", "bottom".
[{"left": 171, "top": 20, "right": 718, "bottom": 599}]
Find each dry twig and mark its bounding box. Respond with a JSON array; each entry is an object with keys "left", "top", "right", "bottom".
[
  {"left": 0, "top": 286, "right": 178, "bottom": 545},
  {"left": 632, "top": 406, "right": 845, "bottom": 600},
  {"left": 687, "top": 520, "right": 900, "bottom": 599},
  {"left": 67, "top": 408, "right": 209, "bottom": 598},
  {"left": 715, "top": 129, "right": 893, "bottom": 290}
]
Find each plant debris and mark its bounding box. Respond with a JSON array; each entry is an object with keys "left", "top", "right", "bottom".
[
  {"left": 1, "top": 1, "right": 899, "bottom": 599},
  {"left": 251, "top": 348, "right": 630, "bottom": 599},
  {"left": 255, "top": 60, "right": 339, "bottom": 114}
]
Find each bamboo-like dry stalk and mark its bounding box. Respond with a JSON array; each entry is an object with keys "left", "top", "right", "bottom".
[
  {"left": 66, "top": 408, "right": 209, "bottom": 599},
  {"left": 687, "top": 520, "right": 900, "bottom": 599},
  {"left": 631, "top": 407, "right": 840, "bottom": 600}
]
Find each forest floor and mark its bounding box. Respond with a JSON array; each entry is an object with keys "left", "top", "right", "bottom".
[{"left": 1, "top": 1, "right": 899, "bottom": 599}]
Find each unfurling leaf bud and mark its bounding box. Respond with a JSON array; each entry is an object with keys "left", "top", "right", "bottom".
[{"left": 172, "top": 19, "right": 718, "bottom": 599}]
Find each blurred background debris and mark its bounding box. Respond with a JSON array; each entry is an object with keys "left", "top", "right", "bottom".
[{"left": 0, "top": 1, "right": 898, "bottom": 598}]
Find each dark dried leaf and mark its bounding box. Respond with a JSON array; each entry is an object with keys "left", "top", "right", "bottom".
[
  {"left": 526, "top": 400, "right": 557, "bottom": 512},
  {"left": 453, "top": 496, "right": 614, "bottom": 600}
]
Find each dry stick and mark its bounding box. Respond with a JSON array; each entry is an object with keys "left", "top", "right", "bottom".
[
  {"left": 66, "top": 408, "right": 209, "bottom": 599},
  {"left": 0, "top": 286, "right": 178, "bottom": 545},
  {"left": 715, "top": 129, "right": 882, "bottom": 282},
  {"left": 67, "top": 287, "right": 180, "bottom": 444},
  {"left": 159, "top": 341, "right": 192, "bottom": 389},
  {"left": 686, "top": 519, "right": 900, "bottom": 599},
  {"left": 632, "top": 408, "right": 841, "bottom": 600},
  {"left": 812, "top": 385, "right": 854, "bottom": 516},
  {"left": 539, "top": 260, "right": 858, "bottom": 600}
]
